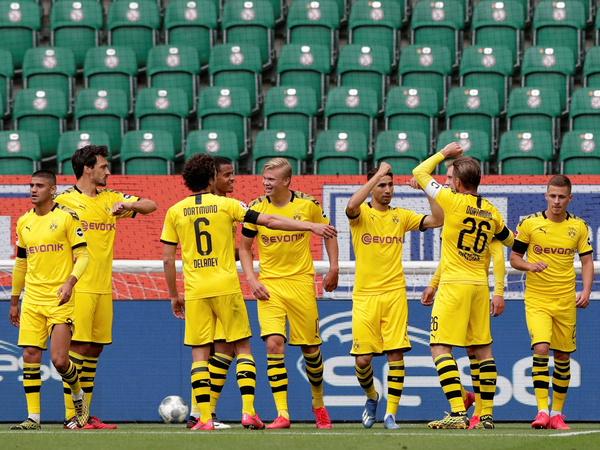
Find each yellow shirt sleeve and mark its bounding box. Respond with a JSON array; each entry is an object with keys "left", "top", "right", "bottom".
[
  {"left": 577, "top": 220, "right": 593, "bottom": 255},
  {"left": 160, "top": 208, "right": 179, "bottom": 245},
  {"left": 429, "top": 263, "right": 442, "bottom": 289},
  {"left": 490, "top": 239, "right": 505, "bottom": 296}
]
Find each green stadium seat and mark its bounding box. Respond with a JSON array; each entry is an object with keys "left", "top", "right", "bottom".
[
  {"left": 446, "top": 87, "right": 500, "bottom": 152},
  {"left": 0, "top": 130, "right": 40, "bottom": 174},
  {"left": 0, "top": 1, "right": 40, "bottom": 70},
  {"left": 507, "top": 87, "right": 561, "bottom": 152},
  {"left": 263, "top": 86, "right": 318, "bottom": 150},
  {"left": 521, "top": 46, "right": 575, "bottom": 115},
  {"left": 147, "top": 45, "right": 200, "bottom": 114},
  {"left": 411, "top": 0, "right": 465, "bottom": 68},
  {"left": 50, "top": 0, "right": 103, "bottom": 71},
  {"left": 57, "top": 130, "right": 111, "bottom": 174},
  {"left": 276, "top": 43, "right": 331, "bottom": 113},
  {"left": 583, "top": 46, "right": 600, "bottom": 88},
  {"left": 84, "top": 46, "right": 138, "bottom": 116},
  {"left": 107, "top": 1, "right": 161, "bottom": 69},
  {"left": 385, "top": 86, "right": 438, "bottom": 153},
  {"left": 459, "top": 45, "right": 514, "bottom": 115},
  {"left": 337, "top": 44, "right": 391, "bottom": 115},
  {"left": 197, "top": 87, "right": 252, "bottom": 155},
  {"left": 222, "top": 0, "right": 275, "bottom": 69},
  {"left": 184, "top": 130, "right": 239, "bottom": 169},
  {"left": 286, "top": 0, "right": 340, "bottom": 68},
  {"left": 348, "top": 0, "right": 402, "bottom": 68},
  {"left": 497, "top": 130, "right": 553, "bottom": 174},
  {"left": 471, "top": 0, "right": 525, "bottom": 68},
  {"left": 23, "top": 47, "right": 76, "bottom": 115},
  {"left": 560, "top": 131, "right": 600, "bottom": 174},
  {"left": 313, "top": 130, "right": 368, "bottom": 174},
  {"left": 74, "top": 88, "right": 128, "bottom": 155},
  {"left": 374, "top": 130, "right": 429, "bottom": 175},
  {"left": 398, "top": 44, "right": 452, "bottom": 114},
  {"left": 120, "top": 130, "right": 175, "bottom": 175},
  {"left": 209, "top": 43, "right": 263, "bottom": 114},
  {"left": 324, "top": 86, "right": 379, "bottom": 153},
  {"left": 252, "top": 129, "right": 307, "bottom": 175},
  {"left": 164, "top": 0, "right": 218, "bottom": 71},
  {"left": 436, "top": 129, "right": 491, "bottom": 174},
  {"left": 532, "top": 1, "right": 585, "bottom": 68},
  {"left": 0, "top": 49, "right": 13, "bottom": 117},
  {"left": 135, "top": 87, "right": 189, "bottom": 157},
  {"left": 568, "top": 87, "right": 600, "bottom": 132},
  {"left": 13, "top": 89, "right": 67, "bottom": 160}
]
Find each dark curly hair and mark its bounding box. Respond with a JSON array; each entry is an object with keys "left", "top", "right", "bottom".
[
  {"left": 182, "top": 153, "right": 215, "bottom": 192},
  {"left": 72, "top": 145, "right": 110, "bottom": 179}
]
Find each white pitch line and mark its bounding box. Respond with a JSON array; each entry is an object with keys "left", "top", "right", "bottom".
[{"left": 1, "top": 430, "right": 599, "bottom": 438}]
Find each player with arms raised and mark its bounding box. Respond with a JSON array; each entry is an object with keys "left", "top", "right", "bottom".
[
  {"left": 346, "top": 163, "right": 444, "bottom": 429},
  {"left": 239, "top": 158, "right": 339, "bottom": 429},
  {"left": 413, "top": 143, "right": 513, "bottom": 430},
  {"left": 54, "top": 145, "right": 157, "bottom": 429},
  {"left": 10, "top": 170, "right": 90, "bottom": 430},
  {"left": 161, "top": 154, "right": 337, "bottom": 431},
  {"left": 510, "top": 175, "right": 593, "bottom": 430}
]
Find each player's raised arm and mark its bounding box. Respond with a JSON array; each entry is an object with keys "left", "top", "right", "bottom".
[
  {"left": 251, "top": 211, "right": 337, "bottom": 238},
  {"left": 413, "top": 143, "right": 463, "bottom": 191},
  {"left": 346, "top": 162, "right": 392, "bottom": 218},
  {"left": 112, "top": 197, "right": 157, "bottom": 216}
]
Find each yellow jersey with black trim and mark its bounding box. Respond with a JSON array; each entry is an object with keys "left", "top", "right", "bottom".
[
  {"left": 161, "top": 193, "right": 259, "bottom": 299},
  {"left": 15, "top": 204, "right": 87, "bottom": 306},
  {"left": 347, "top": 202, "right": 426, "bottom": 295},
  {"left": 513, "top": 211, "right": 593, "bottom": 297},
  {"left": 54, "top": 186, "right": 139, "bottom": 294},
  {"left": 242, "top": 191, "right": 329, "bottom": 282}
]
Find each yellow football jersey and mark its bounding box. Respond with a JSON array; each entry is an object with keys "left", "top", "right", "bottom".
[
  {"left": 414, "top": 154, "right": 513, "bottom": 285},
  {"left": 15, "top": 204, "right": 87, "bottom": 306},
  {"left": 161, "top": 193, "right": 258, "bottom": 299},
  {"left": 54, "top": 186, "right": 138, "bottom": 294},
  {"left": 513, "top": 211, "right": 593, "bottom": 297},
  {"left": 242, "top": 191, "right": 329, "bottom": 282},
  {"left": 348, "top": 202, "right": 425, "bottom": 295}
]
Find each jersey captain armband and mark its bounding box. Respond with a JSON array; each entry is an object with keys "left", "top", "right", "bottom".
[
  {"left": 423, "top": 179, "right": 443, "bottom": 199},
  {"left": 243, "top": 209, "right": 260, "bottom": 225},
  {"left": 512, "top": 239, "right": 528, "bottom": 254},
  {"left": 16, "top": 246, "right": 27, "bottom": 258}
]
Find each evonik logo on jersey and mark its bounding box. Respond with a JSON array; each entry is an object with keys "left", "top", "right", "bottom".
[
  {"left": 361, "top": 234, "right": 403, "bottom": 245},
  {"left": 81, "top": 221, "right": 116, "bottom": 232},
  {"left": 260, "top": 233, "right": 305, "bottom": 246},
  {"left": 27, "top": 244, "right": 64, "bottom": 254}
]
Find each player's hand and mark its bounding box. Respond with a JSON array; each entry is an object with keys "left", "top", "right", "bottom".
[
  {"left": 112, "top": 201, "right": 131, "bottom": 216},
  {"left": 57, "top": 279, "right": 75, "bottom": 306},
  {"left": 312, "top": 223, "right": 338, "bottom": 239},
  {"left": 575, "top": 290, "right": 591, "bottom": 308},
  {"left": 490, "top": 295, "right": 505, "bottom": 317},
  {"left": 377, "top": 162, "right": 392, "bottom": 177},
  {"left": 421, "top": 286, "right": 435, "bottom": 306},
  {"left": 171, "top": 296, "right": 185, "bottom": 319},
  {"left": 249, "top": 279, "right": 270, "bottom": 301},
  {"left": 441, "top": 142, "right": 463, "bottom": 159},
  {"left": 406, "top": 177, "right": 422, "bottom": 190},
  {"left": 322, "top": 269, "right": 339, "bottom": 292},
  {"left": 528, "top": 261, "right": 548, "bottom": 273},
  {"left": 9, "top": 304, "right": 20, "bottom": 327}
]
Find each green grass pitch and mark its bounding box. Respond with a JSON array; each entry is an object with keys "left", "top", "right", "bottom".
[{"left": 2, "top": 423, "right": 600, "bottom": 450}]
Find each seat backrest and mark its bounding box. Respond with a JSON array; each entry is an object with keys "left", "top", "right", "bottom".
[
  {"left": 0, "top": 130, "right": 40, "bottom": 161},
  {"left": 498, "top": 129, "right": 553, "bottom": 164},
  {"left": 107, "top": 0, "right": 161, "bottom": 68},
  {"left": 185, "top": 129, "right": 239, "bottom": 161},
  {"left": 337, "top": 43, "right": 391, "bottom": 77},
  {"left": 411, "top": 0, "right": 464, "bottom": 62},
  {"left": 264, "top": 86, "right": 318, "bottom": 119},
  {"left": 560, "top": 130, "right": 600, "bottom": 162},
  {"left": 209, "top": 43, "right": 263, "bottom": 76},
  {"left": 50, "top": 0, "right": 103, "bottom": 68},
  {"left": 23, "top": 47, "right": 76, "bottom": 80},
  {"left": 253, "top": 129, "right": 307, "bottom": 165},
  {"left": 198, "top": 86, "right": 253, "bottom": 119},
  {"left": 84, "top": 46, "right": 138, "bottom": 80},
  {"left": 507, "top": 87, "right": 562, "bottom": 120},
  {"left": 75, "top": 88, "right": 129, "bottom": 120},
  {"left": 583, "top": 46, "right": 600, "bottom": 87},
  {"left": 313, "top": 129, "right": 368, "bottom": 174},
  {"left": 374, "top": 130, "right": 429, "bottom": 162},
  {"left": 324, "top": 86, "right": 379, "bottom": 120},
  {"left": 0, "top": 48, "right": 12, "bottom": 116},
  {"left": 569, "top": 87, "right": 600, "bottom": 130},
  {"left": 521, "top": 45, "right": 575, "bottom": 77},
  {"left": 459, "top": 45, "right": 514, "bottom": 78},
  {"left": 57, "top": 130, "right": 111, "bottom": 168},
  {"left": 120, "top": 130, "right": 175, "bottom": 174},
  {"left": 436, "top": 129, "right": 491, "bottom": 163},
  {"left": 472, "top": 0, "right": 525, "bottom": 65},
  {"left": 0, "top": 1, "right": 41, "bottom": 69},
  {"left": 287, "top": 0, "right": 340, "bottom": 32},
  {"left": 385, "top": 86, "right": 439, "bottom": 120},
  {"left": 14, "top": 88, "right": 67, "bottom": 120},
  {"left": 533, "top": 0, "right": 585, "bottom": 59},
  {"left": 164, "top": 0, "right": 217, "bottom": 69},
  {"left": 446, "top": 86, "right": 500, "bottom": 120},
  {"left": 277, "top": 43, "right": 331, "bottom": 77},
  {"left": 135, "top": 87, "right": 189, "bottom": 120}
]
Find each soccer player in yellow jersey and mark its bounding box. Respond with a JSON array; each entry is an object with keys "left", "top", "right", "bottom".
[
  {"left": 161, "top": 154, "right": 337, "bottom": 431},
  {"left": 510, "top": 175, "right": 593, "bottom": 430},
  {"left": 187, "top": 156, "right": 236, "bottom": 430},
  {"left": 54, "top": 145, "right": 157, "bottom": 429},
  {"left": 413, "top": 143, "right": 514, "bottom": 430},
  {"left": 239, "top": 158, "right": 339, "bottom": 430},
  {"left": 422, "top": 238, "right": 506, "bottom": 429},
  {"left": 9, "top": 170, "right": 90, "bottom": 430},
  {"left": 345, "top": 162, "right": 444, "bottom": 429}
]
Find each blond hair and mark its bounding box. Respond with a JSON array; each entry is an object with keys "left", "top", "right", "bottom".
[{"left": 261, "top": 157, "right": 292, "bottom": 180}]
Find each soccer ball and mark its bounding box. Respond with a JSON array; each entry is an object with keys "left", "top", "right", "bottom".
[{"left": 158, "top": 396, "right": 189, "bottom": 424}]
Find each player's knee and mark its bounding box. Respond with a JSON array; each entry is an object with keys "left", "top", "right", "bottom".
[
  {"left": 22, "top": 347, "right": 42, "bottom": 364},
  {"left": 355, "top": 355, "right": 372, "bottom": 369},
  {"left": 52, "top": 355, "right": 70, "bottom": 372}
]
